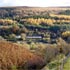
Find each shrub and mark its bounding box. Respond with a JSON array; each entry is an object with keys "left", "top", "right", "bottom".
[{"left": 0, "top": 41, "right": 45, "bottom": 70}]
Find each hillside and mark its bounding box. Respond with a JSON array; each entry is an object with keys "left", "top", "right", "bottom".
[
  {"left": 0, "top": 6, "right": 70, "bottom": 70},
  {"left": 0, "top": 6, "right": 70, "bottom": 19}
]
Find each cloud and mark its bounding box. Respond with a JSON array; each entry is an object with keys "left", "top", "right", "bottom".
[{"left": 0, "top": 0, "right": 70, "bottom": 7}]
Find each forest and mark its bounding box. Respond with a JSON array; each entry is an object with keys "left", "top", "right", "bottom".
[{"left": 0, "top": 7, "right": 70, "bottom": 70}]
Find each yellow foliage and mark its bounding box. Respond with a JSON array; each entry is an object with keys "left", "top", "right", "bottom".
[
  {"left": 26, "top": 18, "right": 54, "bottom": 26},
  {"left": 62, "top": 31, "right": 70, "bottom": 37},
  {"left": 0, "top": 19, "right": 16, "bottom": 25},
  {"left": 50, "top": 14, "right": 70, "bottom": 20}
]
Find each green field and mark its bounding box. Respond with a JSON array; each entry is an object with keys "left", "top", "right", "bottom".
[{"left": 64, "top": 57, "right": 70, "bottom": 70}]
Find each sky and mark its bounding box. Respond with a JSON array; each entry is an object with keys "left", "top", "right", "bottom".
[{"left": 0, "top": 0, "right": 70, "bottom": 7}]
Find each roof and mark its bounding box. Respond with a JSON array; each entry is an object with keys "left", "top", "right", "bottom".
[{"left": 26, "top": 36, "right": 42, "bottom": 39}]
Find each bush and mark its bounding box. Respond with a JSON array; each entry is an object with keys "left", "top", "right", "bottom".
[{"left": 0, "top": 41, "right": 45, "bottom": 70}]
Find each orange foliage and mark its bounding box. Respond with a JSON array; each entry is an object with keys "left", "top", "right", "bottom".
[
  {"left": 12, "top": 24, "right": 19, "bottom": 33},
  {"left": 0, "top": 41, "right": 45, "bottom": 70}
]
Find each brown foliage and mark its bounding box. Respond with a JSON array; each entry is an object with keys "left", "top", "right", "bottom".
[
  {"left": 57, "top": 38, "right": 70, "bottom": 55},
  {"left": 0, "top": 41, "right": 45, "bottom": 70}
]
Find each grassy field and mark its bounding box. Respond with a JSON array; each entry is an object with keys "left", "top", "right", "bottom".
[{"left": 63, "top": 57, "right": 70, "bottom": 70}]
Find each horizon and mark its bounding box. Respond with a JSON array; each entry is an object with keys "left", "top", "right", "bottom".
[
  {"left": 0, "top": 0, "right": 70, "bottom": 7},
  {"left": 0, "top": 5, "right": 70, "bottom": 8}
]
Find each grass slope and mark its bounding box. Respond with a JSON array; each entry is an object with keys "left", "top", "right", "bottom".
[{"left": 64, "top": 57, "right": 70, "bottom": 70}]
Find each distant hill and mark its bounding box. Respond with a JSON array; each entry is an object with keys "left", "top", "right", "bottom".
[{"left": 0, "top": 6, "right": 70, "bottom": 19}]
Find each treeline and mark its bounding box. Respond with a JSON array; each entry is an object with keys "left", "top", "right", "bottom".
[
  {"left": 50, "top": 13, "right": 70, "bottom": 20},
  {"left": 0, "top": 19, "right": 17, "bottom": 25},
  {"left": 58, "top": 10, "right": 70, "bottom": 15},
  {"left": 0, "top": 7, "right": 49, "bottom": 19},
  {"left": 22, "top": 18, "right": 70, "bottom": 26}
]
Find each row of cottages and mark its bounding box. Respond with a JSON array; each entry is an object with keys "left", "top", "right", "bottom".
[
  {"left": 15, "top": 35, "right": 43, "bottom": 39},
  {"left": 26, "top": 35, "right": 42, "bottom": 39},
  {"left": 14, "top": 35, "right": 43, "bottom": 44},
  {"left": 14, "top": 35, "right": 42, "bottom": 40},
  {"left": 13, "top": 33, "right": 57, "bottom": 43}
]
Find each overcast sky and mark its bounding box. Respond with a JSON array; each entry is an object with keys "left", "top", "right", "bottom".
[{"left": 0, "top": 0, "right": 70, "bottom": 7}]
